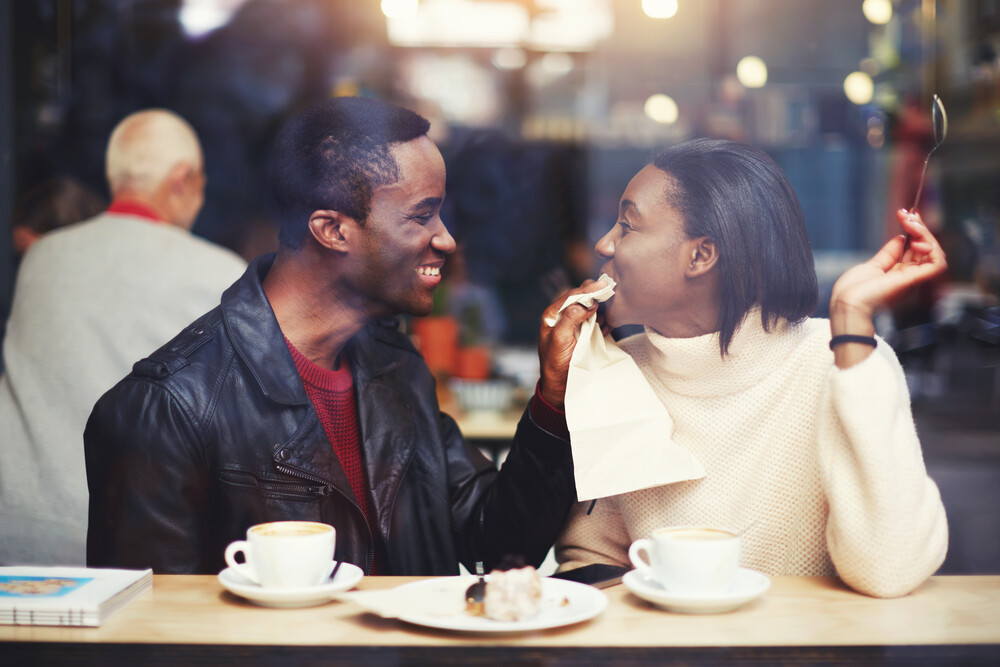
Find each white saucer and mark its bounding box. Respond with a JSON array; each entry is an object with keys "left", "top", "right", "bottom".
[
  {"left": 218, "top": 562, "right": 364, "bottom": 608},
  {"left": 622, "top": 567, "right": 770, "bottom": 614}
]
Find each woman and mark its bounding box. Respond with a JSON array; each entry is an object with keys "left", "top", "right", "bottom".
[{"left": 550, "top": 139, "right": 948, "bottom": 598}]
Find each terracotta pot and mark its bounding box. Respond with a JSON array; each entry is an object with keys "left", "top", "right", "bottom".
[
  {"left": 412, "top": 316, "right": 458, "bottom": 375},
  {"left": 454, "top": 345, "right": 492, "bottom": 380}
]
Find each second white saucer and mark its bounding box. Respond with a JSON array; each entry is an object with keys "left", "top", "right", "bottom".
[
  {"left": 622, "top": 567, "right": 770, "bottom": 614},
  {"left": 218, "top": 561, "right": 364, "bottom": 608}
]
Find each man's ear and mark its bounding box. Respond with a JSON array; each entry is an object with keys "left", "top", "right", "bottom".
[
  {"left": 307, "top": 210, "right": 355, "bottom": 252},
  {"left": 685, "top": 236, "right": 719, "bottom": 278},
  {"left": 166, "top": 163, "right": 191, "bottom": 197}
]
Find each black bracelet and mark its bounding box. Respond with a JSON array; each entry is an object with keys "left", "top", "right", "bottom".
[{"left": 829, "top": 334, "right": 877, "bottom": 350}]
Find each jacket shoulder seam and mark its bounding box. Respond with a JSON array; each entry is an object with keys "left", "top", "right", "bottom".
[{"left": 115, "top": 375, "right": 211, "bottom": 456}]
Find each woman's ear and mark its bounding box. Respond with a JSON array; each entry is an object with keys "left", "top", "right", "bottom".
[
  {"left": 307, "top": 210, "right": 354, "bottom": 252},
  {"left": 685, "top": 236, "right": 719, "bottom": 278}
]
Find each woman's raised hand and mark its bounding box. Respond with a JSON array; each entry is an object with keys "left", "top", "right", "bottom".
[
  {"left": 828, "top": 209, "right": 947, "bottom": 367},
  {"left": 536, "top": 280, "right": 604, "bottom": 410}
]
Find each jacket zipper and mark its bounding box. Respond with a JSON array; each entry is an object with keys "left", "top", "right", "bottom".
[
  {"left": 218, "top": 469, "right": 324, "bottom": 495},
  {"left": 276, "top": 464, "right": 375, "bottom": 574}
]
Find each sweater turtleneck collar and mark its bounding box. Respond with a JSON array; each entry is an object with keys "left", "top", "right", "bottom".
[{"left": 638, "top": 308, "right": 806, "bottom": 397}]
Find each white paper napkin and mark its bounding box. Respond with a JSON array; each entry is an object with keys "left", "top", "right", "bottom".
[
  {"left": 549, "top": 275, "right": 705, "bottom": 500},
  {"left": 342, "top": 583, "right": 465, "bottom": 619}
]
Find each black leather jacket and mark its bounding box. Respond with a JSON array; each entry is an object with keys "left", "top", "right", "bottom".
[{"left": 85, "top": 255, "right": 576, "bottom": 575}]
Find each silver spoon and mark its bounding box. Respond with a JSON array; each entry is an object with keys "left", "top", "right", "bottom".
[
  {"left": 465, "top": 560, "right": 486, "bottom": 615},
  {"left": 900, "top": 94, "right": 948, "bottom": 261},
  {"left": 329, "top": 559, "right": 343, "bottom": 583}
]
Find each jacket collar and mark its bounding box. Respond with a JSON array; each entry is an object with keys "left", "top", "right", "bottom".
[{"left": 220, "top": 254, "right": 400, "bottom": 405}]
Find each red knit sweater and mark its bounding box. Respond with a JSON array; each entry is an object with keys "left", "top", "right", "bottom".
[{"left": 284, "top": 338, "right": 382, "bottom": 573}]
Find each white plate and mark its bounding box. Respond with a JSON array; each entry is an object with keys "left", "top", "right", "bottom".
[
  {"left": 387, "top": 576, "right": 607, "bottom": 633},
  {"left": 218, "top": 562, "right": 364, "bottom": 608},
  {"left": 622, "top": 567, "right": 770, "bottom": 614}
]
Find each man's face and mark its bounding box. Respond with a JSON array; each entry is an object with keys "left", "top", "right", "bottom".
[{"left": 351, "top": 136, "right": 455, "bottom": 318}]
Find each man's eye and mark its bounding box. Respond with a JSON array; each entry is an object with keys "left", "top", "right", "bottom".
[
  {"left": 413, "top": 213, "right": 433, "bottom": 224},
  {"left": 617, "top": 220, "right": 633, "bottom": 233}
]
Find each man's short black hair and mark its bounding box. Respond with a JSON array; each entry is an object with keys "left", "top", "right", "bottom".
[
  {"left": 269, "top": 96, "right": 431, "bottom": 248},
  {"left": 651, "top": 138, "right": 818, "bottom": 355}
]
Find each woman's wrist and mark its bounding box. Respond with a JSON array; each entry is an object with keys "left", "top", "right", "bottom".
[
  {"left": 828, "top": 298, "right": 877, "bottom": 369},
  {"left": 828, "top": 297, "right": 875, "bottom": 338}
]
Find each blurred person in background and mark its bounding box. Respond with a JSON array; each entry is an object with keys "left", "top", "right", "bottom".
[
  {"left": 555, "top": 139, "right": 948, "bottom": 598},
  {"left": 10, "top": 177, "right": 106, "bottom": 258},
  {"left": 0, "top": 109, "right": 247, "bottom": 566}
]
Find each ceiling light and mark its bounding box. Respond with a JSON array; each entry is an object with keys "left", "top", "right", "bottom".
[
  {"left": 644, "top": 94, "right": 679, "bottom": 124},
  {"left": 493, "top": 48, "right": 527, "bottom": 70},
  {"left": 179, "top": 0, "right": 249, "bottom": 37},
  {"left": 381, "top": 0, "right": 419, "bottom": 19},
  {"left": 862, "top": 0, "right": 892, "bottom": 25},
  {"left": 642, "top": 0, "right": 678, "bottom": 20},
  {"left": 736, "top": 56, "right": 767, "bottom": 89},
  {"left": 844, "top": 71, "right": 874, "bottom": 105}
]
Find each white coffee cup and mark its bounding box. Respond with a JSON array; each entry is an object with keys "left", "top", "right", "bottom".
[
  {"left": 224, "top": 521, "right": 336, "bottom": 588},
  {"left": 628, "top": 526, "right": 740, "bottom": 595}
]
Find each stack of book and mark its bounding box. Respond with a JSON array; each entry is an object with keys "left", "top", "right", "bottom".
[{"left": 0, "top": 566, "right": 152, "bottom": 627}]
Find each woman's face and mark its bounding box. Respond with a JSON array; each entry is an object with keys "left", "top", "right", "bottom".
[{"left": 595, "top": 164, "right": 702, "bottom": 331}]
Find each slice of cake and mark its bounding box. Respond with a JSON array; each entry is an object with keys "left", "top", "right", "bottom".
[{"left": 483, "top": 565, "right": 543, "bottom": 621}]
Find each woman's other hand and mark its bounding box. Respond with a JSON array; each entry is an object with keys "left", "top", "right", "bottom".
[
  {"left": 537, "top": 280, "right": 605, "bottom": 409},
  {"left": 829, "top": 209, "right": 947, "bottom": 368}
]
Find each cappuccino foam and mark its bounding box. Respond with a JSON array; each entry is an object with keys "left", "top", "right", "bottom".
[{"left": 250, "top": 521, "right": 332, "bottom": 537}]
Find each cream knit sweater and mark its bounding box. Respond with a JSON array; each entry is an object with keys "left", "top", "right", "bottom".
[{"left": 555, "top": 312, "right": 948, "bottom": 598}]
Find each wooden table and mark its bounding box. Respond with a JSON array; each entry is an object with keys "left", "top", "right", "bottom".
[
  {"left": 2, "top": 575, "right": 998, "bottom": 665},
  {"left": 453, "top": 409, "right": 519, "bottom": 464}
]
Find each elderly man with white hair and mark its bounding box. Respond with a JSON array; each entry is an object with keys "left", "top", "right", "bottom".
[{"left": 0, "top": 109, "right": 247, "bottom": 566}]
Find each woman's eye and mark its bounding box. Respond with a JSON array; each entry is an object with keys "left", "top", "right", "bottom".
[{"left": 617, "top": 220, "right": 633, "bottom": 233}]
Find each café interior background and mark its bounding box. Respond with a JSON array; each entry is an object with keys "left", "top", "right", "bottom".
[{"left": 0, "top": 1, "right": 997, "bottom": 572}]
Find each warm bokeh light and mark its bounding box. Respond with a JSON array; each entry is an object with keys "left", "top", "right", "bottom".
[
  {"left": 530, "top": 0, "right": 614, "bottom": 51},
  {"left": 862, "top": 0, "right": 893, "bottom": 25},
  {"left": 641, "top": 0, "right": 678, "bottom": 20},
  {"left": 381, "top": 0, "right": 419, "bottom": 19},
  {"left": 644, "top": 94, "right": 679, "bottom": 124},
  {"left": 385, "top": 0, "right": 611, "bottom": 50},
  {"left": 179, "top": 0, "right": 249, "bottom": 37},
  {"left": 540, "top": 52, "right": 574, "bottom": 77},
  {"left": 386, "top": 0, "right": 528, "bottom": 47},
  {"left": 736, "top": 56, "right": 767, "bottom": 89},
  {"left": 844, "top": 71, "right": 874, "bottom": 105},
  {"left": 526, "top": 52, "right": 574, "bottom": 88},
  {"left": 866, "top": 114, "right": 886, "bottom": 149},
  {"left": 492, "top": 48, "right": 527, "bottom": 70}
]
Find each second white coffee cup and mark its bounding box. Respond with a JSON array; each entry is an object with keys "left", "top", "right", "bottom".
[
  {"left": 224, "top": 521, "right": 336, "bottom": 588},
  {"left": 629, "top": 526, "right": 740, "bottom": 595}
]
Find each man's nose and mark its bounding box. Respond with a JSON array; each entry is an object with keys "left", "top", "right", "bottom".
[{"left": 431, "top": 217, "right": 456, "bottom": 254}]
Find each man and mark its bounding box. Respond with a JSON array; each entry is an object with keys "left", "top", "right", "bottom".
[
  {"left": 0, "top": 109, "right": 247, "bottom": 566},
  {"left": 85, "top": 97, "right": 595, "bottom": 575}
]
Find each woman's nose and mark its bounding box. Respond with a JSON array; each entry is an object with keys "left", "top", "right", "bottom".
[{"left": 595, "top": 227, "right": 616, "bottom": 259}]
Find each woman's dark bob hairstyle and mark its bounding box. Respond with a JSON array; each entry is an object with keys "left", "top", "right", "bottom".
[{"left": 651, "top": 138, "right": 818, "bottom": 355}]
